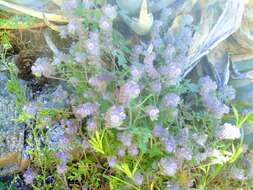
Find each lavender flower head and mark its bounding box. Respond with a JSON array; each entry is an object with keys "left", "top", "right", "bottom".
[
  {"left": 230, "top": 167, "right": 246, "bottom": 180},
  {"left": 86, "top": 118, "right": 97, "bottom": 132},
  {"left": 117, "top": 146, "right": 126, "bottom": 157},
  {"left": 145, "top": 106, "right": 160, "bottom": 121},
  {"left": 152, "top": 124, "right": 168, "bottom": 138},
  {"left": 133, "top": 172, "right": 144, "bottom": 186},
  {"left": 159, "top": 64, "right": 182, "bottom": 85},
  {"left": 199, "top": 76, "right": 217, "bottom": 95},
  {"left": 86, "top": 32, "right": 100, "bottom": 62},
  {"left": 118, "top": 81, "right": 141, "bottom": 104},
  {"left": 161, "top": 135, "right": 176, "bottom": 153},
  {"left": 159, "top": 157, "right": 178, "bottom": 176},
  {"left": 73, "top": 102, "right": 99, "bottom": 119},
  {"left": 215, "top": 123, "right": 241, "bottom": 140},
  {"left": 107, "top": 156, "right": 117, "bottom": 167},
  {"left": 176, "top": 147, "right": 193, "bottom": 161},
  {"left": 56, "top": 152, "right": 69, "bottom": 163},
  {"left": 117, "top": 132, "right": 132, "bottom": 147},
  {"left": 57, "top": 163, "right": 67, "bottom": 175},
  {"left": 149, "top": 80, "right": 162, "bottom": 95},
  {"left": 161, "top": 93, "right": 180, "bottom": 109},
  {"left": 102, "top": 4, "right": 117, "bottom": 20},
  {"left": 144, "top": 52, "right": 160, "bottom": 79},
  {"left": 23, "top": 102, "right": 38, "bottom": 116},
  {"left": 130, "top": 65, "right": 144, "bottom": 81},
  {"left": 31, "top": 57, "right": 55, "bottom": 77},
  {"left": 176, "top": 128, "right": 189, "bottom": 146},
  {"left": 198, "top": 76, "right": 230, "bottom": 119},
  {"left": 23, "top": 167, "right": 35, "bottom": 185},
  {"left": 128, "top": 144, "right": 139, "bottom": 156},
  {"left": 105, "top": 106, "right": 127, "bottom": 128},
  {"left": 59, "top": 134, "right": 71, "bottom": 145}
]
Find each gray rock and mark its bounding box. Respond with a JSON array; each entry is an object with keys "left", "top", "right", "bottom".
[{"left": 0, "top": 72, "right": 28, "bottom": 176}]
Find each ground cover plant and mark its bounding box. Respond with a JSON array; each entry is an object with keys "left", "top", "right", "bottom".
[{"left": 1, "top": 0, "right": 253, "bottom": 189}]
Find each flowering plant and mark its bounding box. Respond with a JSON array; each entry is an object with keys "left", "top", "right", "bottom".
[{"left": 2, "top": 0, "right": 253, "bottom": 189}]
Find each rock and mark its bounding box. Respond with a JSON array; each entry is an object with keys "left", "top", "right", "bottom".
[{"left": 0, "top": 72, "right": 29, "bottom": 176}]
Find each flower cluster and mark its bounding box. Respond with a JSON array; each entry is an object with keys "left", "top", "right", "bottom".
[
  {"left": 23, "top": 168, "right": 35, "bottom": 185},
  {"left": 19, "top": 0, "right": 250, "bottom": 189},
  {"left": 31, "top": 58, "right": 55, "bottom": 77},
  {"left": 73, "top": 103, "right": 99, "bottom": 119},
  {"left": 199, "top": 76, "right": 230, "bottom": 119},
  {"left": 105, "top": 106, "right": 127, "bottom": 128}
]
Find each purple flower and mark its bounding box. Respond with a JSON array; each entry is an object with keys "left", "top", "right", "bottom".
[
  {"left": 31, "top": 58, "right": 55, "bottom": 77},
  {"left": 107, "top": 156, "right": 117, "bottom": 167},
  {"left": 86, "top": 118, "right": 97, "bottom": 132},
  {"left": 117, "top": 132, "right": 132, "bottom": 147},
  {"left": 118, "top": 81, "right": 141, "bottom": 104},
  {"left": 23, "top": 167, "right": 35, "bottom": 185},
  {"left": 59, "top": 134, "right": 70, "bottom": 145},
  {"left": 128, "top": 144, "right": 138, "bottom": 156},
  {"left": 145, "top": 106, "right": 160, "bottom": 121},
  {"left": 102, "top": 4, "right": 117, "bottom": 20},
  {"left": 152, "top": 124, "right": 167, "bottom": 138},
  {"left": 230, "top": 167, "right": 246, "bottom": 180},
  {"left": 89, "top": 74, "right": 115, "bottom": 92},
  {"left": 161, "top": 135, "right": 176, "bottom": 153},
  {"left": 73, "top": 103, "right": 99, "bottom": 119},
  {"left": 130, "top": 65, "right": 144, "bottom": 80},
  {"left": 117, "top": 146, "right": 126, "bottom": 157},
  {"left": 56, "top": 152, "right": 69, "bottom": 162},
  {"left": 144, "top": 52, "right": 160, "bottom": 79},
  {"left": 176, "top": 128, "right": 189, "bottom": 146},
  {"left": 57, "top": 163, "right": 67, "bottom": 174},
  {"left": 199, "top": 76, "right": 230, "bottom": 119},
  {"left": 161, "top": 93, "right": 180, "bottom": 109},
  {"left": 144, "top": 52, "right": 156, "bottom": 65},
  {"left": 105, "top": 106, "right": 127, "bottom": 128},
  {"left": 176, "top": 147, "right": 193, "bottom": 161},
  {"left": 133, "top": 172, "right": 144, "bottom": 186},
  {"left": 149, "top": 80, "right": 161, "bottom": 95},
  {"left": 159, "top": 157, "right": 178, "bottom": 176},
  {"left": 159, "top": 64, "right": 182, "bottom": 85},
  {"left": 86, "top": 32, "right": 100, "bottom": 62},
  {"left": 199, "top": 76, "right": 217, "bottom": 94},
  {"left": 23, "top": 103, "right": 38, "bottom": 116}
]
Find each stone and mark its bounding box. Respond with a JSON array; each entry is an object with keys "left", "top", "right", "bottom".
[{"left": 0, "top": 72, "right": 28, "bottom": 176}]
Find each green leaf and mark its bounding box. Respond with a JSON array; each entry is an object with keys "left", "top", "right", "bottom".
[{"left": 148, "top": 144, "right": 163, "bottom": 158}]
